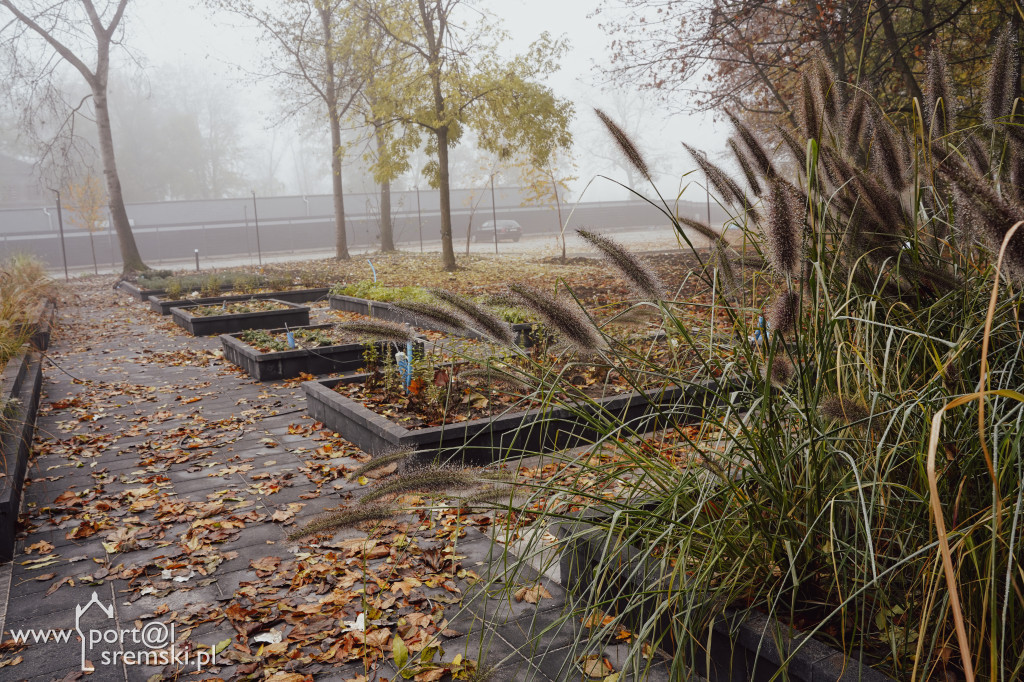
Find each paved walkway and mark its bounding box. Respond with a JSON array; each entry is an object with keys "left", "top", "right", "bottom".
[{"left": 0, "top": 281, "right": 670, "bottom": 681}]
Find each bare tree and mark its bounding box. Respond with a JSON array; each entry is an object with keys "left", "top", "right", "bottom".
[
  {"left": 0, "top": 0, "right": 147, "bottom": 273},
  {"left": 212, "top": 0, "right": 365, "bottom": 260}
]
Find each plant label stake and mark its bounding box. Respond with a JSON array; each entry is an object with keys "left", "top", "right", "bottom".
[
  {"left": 395, "top": 351, "right": 412, "bottom": 391},
  {"left": 285, "top": 324, "right": 296, "bottom": 349}
]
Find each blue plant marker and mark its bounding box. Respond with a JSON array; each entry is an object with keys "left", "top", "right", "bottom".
[
  {"left": 367, "top": 259, "right": 377, "bottom": 283},
  {"left": 749, "top": 316, "right": 770, "bottom": 344},
  {"left": 396, "top": 350, "right": 412, "bottom": 391},
  {"left": 286, "top": 325, "right": 296, "bottom": 349}
]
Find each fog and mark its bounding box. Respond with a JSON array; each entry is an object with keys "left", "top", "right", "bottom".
[{"left": 2, "top": 1, "right": 727, "bottom": 207}]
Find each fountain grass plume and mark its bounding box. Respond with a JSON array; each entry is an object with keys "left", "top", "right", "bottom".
[
  {"left": 872, "top": 115, "right": 908, "bottom": 192},
  {"left": 766, "top": 291, "right": 799, "bottom": 334},
  {"left": 761, "top": 355, "right": 795, "bottom": 388},
  {"left": 287, "top": 504, "right": 395, "bottom": 540},
  {"left": 336, "top": 319, "right": 416, "bottom": 344},
  {"left": 843, "top": 91, "right": 870, "bottom": 158},
  {"left": 595, "top": 108, "right": 651, "bottom": 183},
  {"left": 819, "top": 395, "right": 870, "bottom": 427},
  {"left": 925, "top": 47, "right": 955, "bottom": 135},
  {"left": 776, "top": 126, "right": 807, "bottom": 172},
  {"left": 508, "top": 283, "right": 607, "bottom": 353},
  {"left": 726, "top": 109, "right": 776, "bottom": 179},
  {"left": 1011, "top": 142, "right": 1024, "bottom": 205},
  {"left": 459, "top": 366, "right": 529, "bottom": 390},
  {"left": 429, "top": 289, "right": 515, "bottom": 345},
  {"left": 390, "top": 301, "right": 468, "bottom": 333},
  {"left": 455, "top": 484, "right": 528, "bottom": 508},
  {"left": 348, "top": 447, "right": 416, "bottom": 480},
  {"left": 984, "top": 25, "right": 1019, "bottom": 126},
  {"left": 800, "top": 73, "right": 820, "bottom": 139},
  {"left": 361, "top": 467, "right": 484, "bottom": 503},
  {"left": 764, "top": 178, "right": 803, "bottom": 276},
  {"left": 682, "top": 143, "right": 749, "bottom": 209},
  {"left": 727, "top": 138, "right": 762, "bottom": 197},
  {"left": 965, "top": 134, "right": 991, "bottom": 176},
  {"left": 811, "top": 58, "right": 843, "bottom": 127},
  {"left": 577, "top": 229, "right": 663, "bottom": 300}
]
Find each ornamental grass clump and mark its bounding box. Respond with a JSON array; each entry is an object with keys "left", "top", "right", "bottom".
[{"left": 463, "top": 41, "right": 1024, "bottom": 682}]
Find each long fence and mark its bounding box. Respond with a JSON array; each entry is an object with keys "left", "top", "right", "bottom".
[{"left": 0, "top": 188, "right": 726, "bottom": 270}]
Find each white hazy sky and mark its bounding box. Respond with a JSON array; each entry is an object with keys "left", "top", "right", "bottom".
[{"left": 128, "top": 0, "right": 725, "bottom": 200}]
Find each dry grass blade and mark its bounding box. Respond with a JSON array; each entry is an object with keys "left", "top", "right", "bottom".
[
  {"left": 577, "top": 229, "right": 663, "bottom": 300},
  {"left": 595, "top": 108, "right": 651, "bottom": 183}
]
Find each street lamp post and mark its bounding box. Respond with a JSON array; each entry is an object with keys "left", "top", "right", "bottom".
[
  {"left": 489, "top": 174, "right": 499, "bottom": 255},
  {"left": 415, "top": 187, "right": 423, "bottom": 253},
  {"left": 251, "top": 191, "right": 263, "bottom": 266},
  {"left": 52, "top": 190, "right": 69, "bottom": 281}
]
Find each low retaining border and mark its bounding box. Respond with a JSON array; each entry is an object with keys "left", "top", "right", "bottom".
[
  {"left": 220, "top": 325, "right": 424, "bottom": 381},
  {"left": 149, "top": 287, "right": 330, "bottom": 315},
  {"left": 328, "top": 294, "right": 543, "bottom": 347},
  {"left": 171, "top": 300, "right": 310, "bottom": 336},
  {"left": 555, "top": 507, "right": 895, "bottom": 682},
  {"left": 304, "top": 375, "right": 733, "bottom": 466},
  {"left": 0, "top": 350, "right": 43, "bottom": 561}
]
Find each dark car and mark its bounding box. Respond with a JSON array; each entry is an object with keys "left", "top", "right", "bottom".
[{"left": 475, "top": 219, "right": 522, "bottom": 243}]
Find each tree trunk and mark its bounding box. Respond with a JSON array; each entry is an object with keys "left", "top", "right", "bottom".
[
  {"left": 89, "top": 231, "right": 98, "bottom": 275},
  {"left": 375, "top": 127, "right": 395, "bottom": 251},
  {"left": 876, "top": 0, "right": 923, "bottom": 102},
  {"left": 93, "top": 85, "right": 146, "bottom": 274},
  {"left": 379, "top": 178, "right": 394, "bottom": 251},
  {"left": 322, "top": 6, "right": 349, "bottom": 261},
  {"left": 437, "top": 126, "right": 456, "bottom": 271}
]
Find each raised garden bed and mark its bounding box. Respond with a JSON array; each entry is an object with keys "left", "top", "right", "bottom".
[
  {"left": 0, "top": 350, "right": 43, "bottom": 561},
  {"left": 14, "top": 298, "right": 56, "bottom": 351},
  {"left": 116, "top": 279, "right": 165, "bottom": 301},
  {"left": 555, "top": 507, "right": 894, "bottom": 682},
  {"left": 329, "top": 294, "right": 544, "bottom": 347},
  {"left": 171, "top": 300, "right": 310, "bottom": 336},
  {"left": 149, "top": 287, "right": 330, "bottom": 315},
  {"left": 221, "top": 324, "right": 425, "bottom": 381},
  {"left": 304, "top": 373, "right": 734, "bottom": 465}
]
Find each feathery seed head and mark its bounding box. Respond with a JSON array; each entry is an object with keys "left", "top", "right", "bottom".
[
  {"left": 818, "top": 395, "right": 870, "bottom": 426},
  {"left": 764, "top": 178, "right": 803, "bottom": 276},
  {"left": 336, "top": 319, "right": 416, "bottom": 344},
  {"left": 766, "top": 291, "right": 799, "bottom": 334},
  {"left": 984, "top": 26, "right": 1019, "bottom": 125},
  {"left": 683, "top": 143, "right": 748, "bottom": 207},
  {"left": 390, "top": 301, "right": 468, "bottom": 333},
  {"left": 761, "top": 355, "right": 795, "bottom": 388},
  {"left": 872, "top": 116, "right": 908, "bottom": 192},
  {"left": 925, "top": 47, "right": 956, "bottom": 135},
  {"left": 429, "top": 289, "right": 515, "bottom": 345},
  {"left": 727, "top": 138, "right": 763, "bottom": 197},
  {"left": 776, "top": 126, "right": 807, "bottom": 173},
  {"left": 727, "top": 110, "right": 776, "bottom": 179},
  {"left": 508, "top": 283, "right": 607, "bottom": 353},
  {"left": 800, "top": 73, "right": 820, "bottom": 139},
  {"left": 577, "top": 229, "right": 663, "bottom": 300},
  {"left": 348, "top": 447, "right": 416, "bottom": 481},
  {"left": 362, "top": 467, "right": 481, "bottom": 503},
  {"left": 843, "top": 91, "right": 870, "bottom": 158},
  {"left": 459, "top": 366, "right": 528, "bottom": 391},
  {"left": 288, "top": 504, "right": 394, "bottom": 540},
  {"left": 595, "top": 108, "right": 651, "bottom": 182},
  {"left": 811, "top": 58, "right": 843, "bottom": 126}
]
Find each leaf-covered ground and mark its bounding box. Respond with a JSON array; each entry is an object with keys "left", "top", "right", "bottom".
[{"left": 2, "top": 249, "right": 734, "bottom": 681}]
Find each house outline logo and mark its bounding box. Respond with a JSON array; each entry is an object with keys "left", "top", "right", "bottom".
[{"left": 74, "top": 591, "right": 113, "bottom": 672}]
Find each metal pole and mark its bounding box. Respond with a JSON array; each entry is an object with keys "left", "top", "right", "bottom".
[
  {"left": 194, "top": 249, "right": 200, "bottom": 272},
  {"left": 490, "top": 174, "right": 499, "bottom": 255},
  {"left": 415, "top": 187, "right": 423, "bottom": 253},
  {"left": 53, "top": 190, "right": 69, "bottom": 281},
  {"left": 252, "top": 190, "right": 263, "bottom": 266}
]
